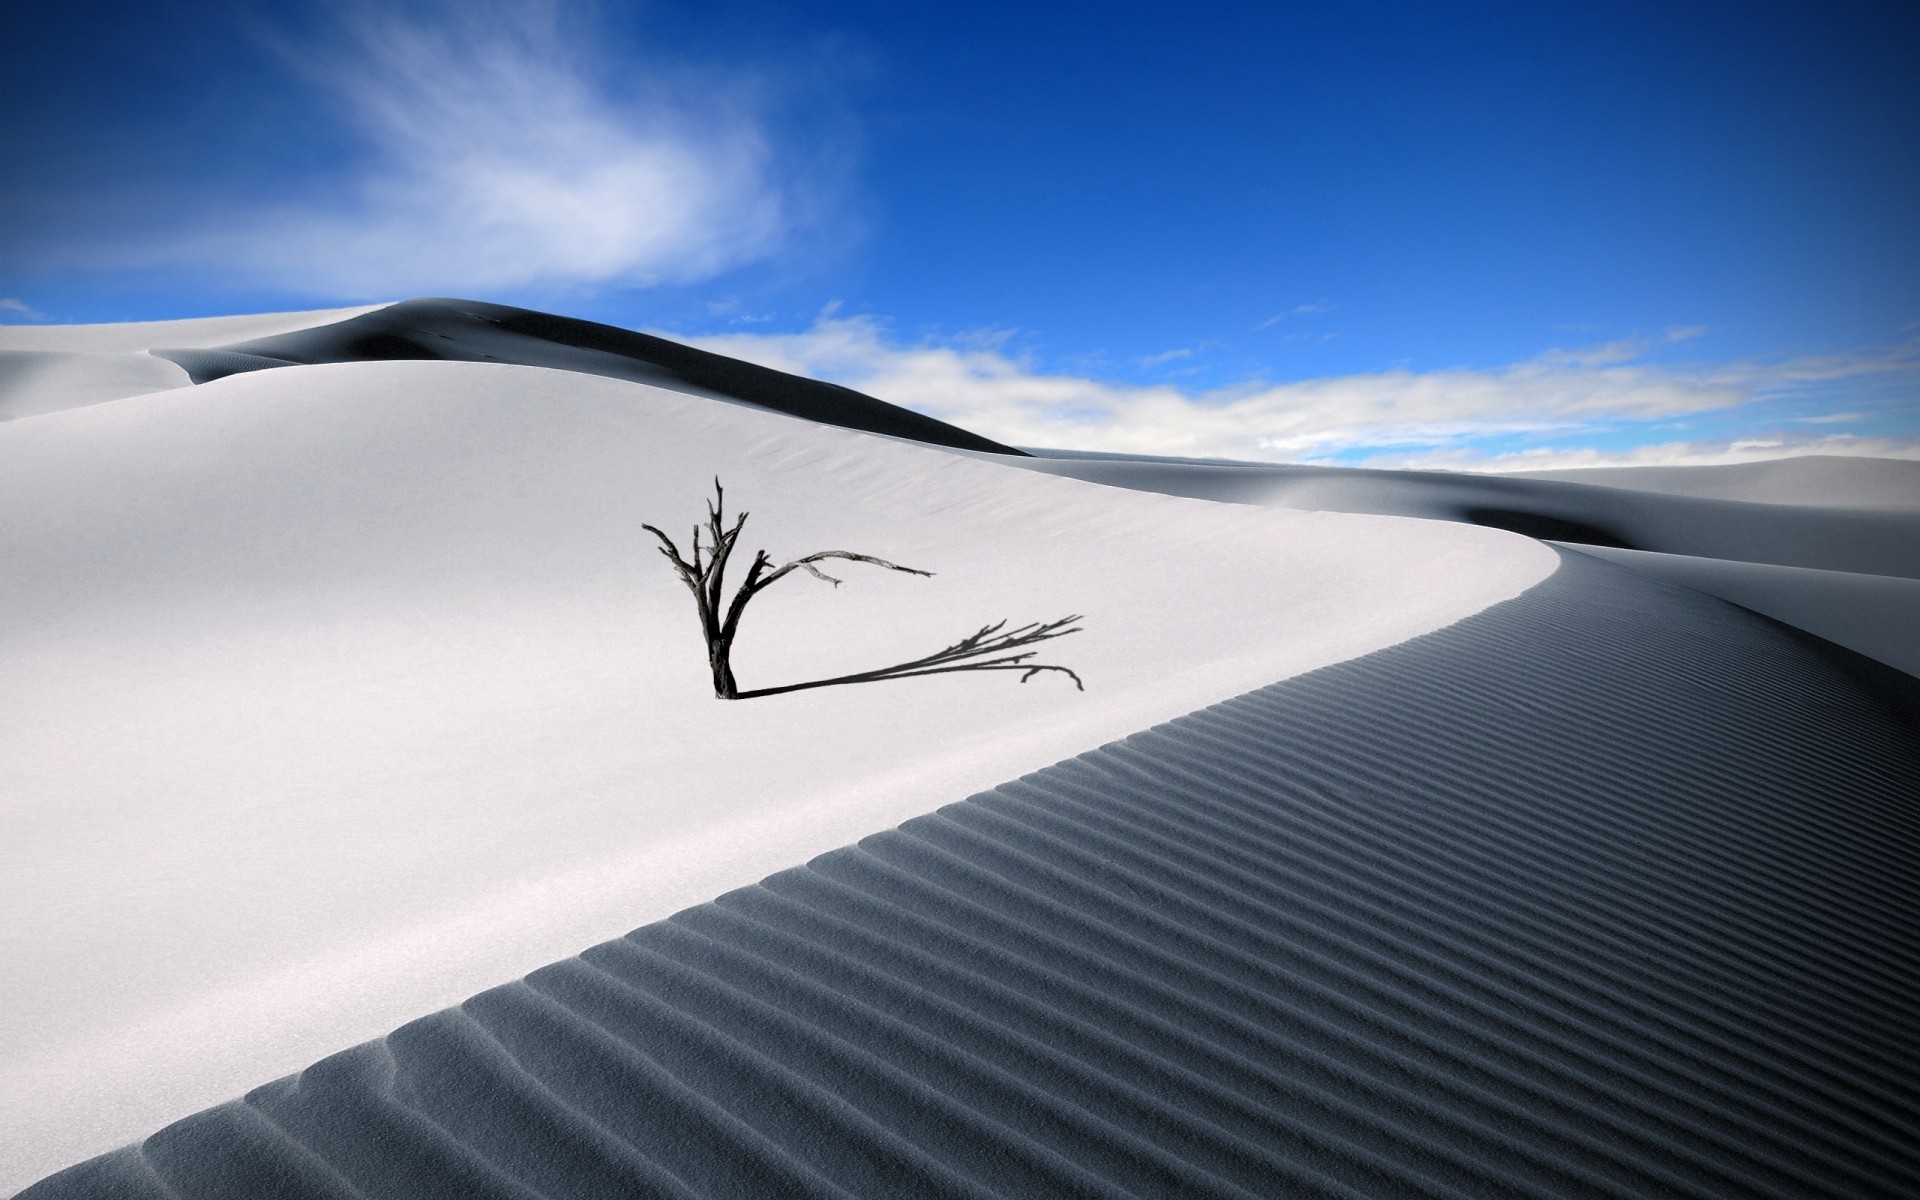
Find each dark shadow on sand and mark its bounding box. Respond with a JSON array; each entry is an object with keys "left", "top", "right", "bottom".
[{"left": 28, "top": 551, "right": 1920, "bottom": 1199}]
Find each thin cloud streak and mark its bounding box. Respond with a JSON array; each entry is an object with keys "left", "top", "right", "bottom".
[
  {"left": 1137, "top": 348, "right": 1193, "bottom": 368},
  {"left": 138, "top": 2, "right": 805, "bottom": 295},
  {"left": 1255, "top": 300, "right": 1333, "bottom": 330},
  {"left": 1385, "top": 435, "right": 1920, "bottom": 473},
  {"left": 679, "top": 318, "right": 1920, "bottom": 466}
]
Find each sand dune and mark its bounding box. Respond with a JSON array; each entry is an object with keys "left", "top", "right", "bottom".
[
  {"left": 1516, "top": 455, "right": 1920, "bottom": 512},
  {"left": 1010, "top": 452, "right": 1920, "bottom": 578},
  {"left": 1005, "top": 449, "right": 1920, "bottom": 684},
  {"left": 0, "top": 357, "right": 1547, "bottom": 1191},
  {"left": 162, "top": 296, "right": 1022, "bottom": 454},
  {"left": 1555, "top": 543, "right": 1920, "bottom": 680},
  {"left": 24, "top": 552, "right": 1920, "bottom": 1199},
  {"left": 0, "top": 305, "right": 387, "bottom": 420},
  {"left": 6, "top": 300, "right": 1916, "bottom": 1197}
]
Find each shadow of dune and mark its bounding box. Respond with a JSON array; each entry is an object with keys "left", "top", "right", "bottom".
[
  {"left": 1462, "top": 507, "right": 1634, "bottom": 548},
  {"left": 171, "top": 297, "right": 1027, "bottom": 456}
]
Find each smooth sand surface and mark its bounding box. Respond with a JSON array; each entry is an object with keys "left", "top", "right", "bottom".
[
  {"left": 25, "top": 551, "right": 1920, "bottom": 1199},
  {"left": 0, "top": 350, "right": 189, "bottom": 421},
  {"left": 0, "top": 307, "right": 391, "bottom": 355},
  {"left": 0, "top": 359, "right": 1550, "bottom": 1192},
  {"left": 1516, "top": 455, "right": 1920, "bottom": 512},
  {"left": 0, "top": 305, "right": 388, "bottom": 420}
]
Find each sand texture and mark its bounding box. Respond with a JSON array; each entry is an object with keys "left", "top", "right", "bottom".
[
  {"left": 22, "top": 551, "right": 1920, "bottom": 1199},
  {"left": 1554, "top": 544, "right": 1920, "bottom": 679}
]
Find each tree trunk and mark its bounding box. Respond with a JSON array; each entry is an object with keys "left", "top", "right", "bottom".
[{"left": 709, "top": 636, "right": 739, "bottom": 699}]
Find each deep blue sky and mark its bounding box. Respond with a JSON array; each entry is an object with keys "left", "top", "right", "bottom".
[{"left": 3, "top": 0, "right": 1915, "bottom": 466}]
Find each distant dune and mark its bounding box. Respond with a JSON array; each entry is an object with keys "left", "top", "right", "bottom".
[
  {"left": 158, "top": 296, "right": 1025, "bottom": 455},
  {"left": 1007, "top": 451, "right": 1920, "bottom": 687},
  {"left": 1514, "top": 455, "right": 1920, "bottom": 512},
  {"left": 0, "top": 305, "right": 389, "bottom": 420},
  {"left": 4, "top": 300, "right": 1915, "bottom": 1198}
]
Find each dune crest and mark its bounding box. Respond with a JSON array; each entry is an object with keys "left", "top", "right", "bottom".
[
  {"left": 0, "top": 304, "right": 390, "bottom": 420},
  {"left": 0, "top": 358, "right": 1550, "bottom": 1189}
]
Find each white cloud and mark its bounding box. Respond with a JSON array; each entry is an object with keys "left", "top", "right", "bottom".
[
  {"left": 1791, "top": 411, "right": 1865, "bottom": 425},
  {"left": 0, "top": 298, "right": 46, "bottom": 321},
  {"left": 1255, "top": 300, "right": 1333, "bottom": 329},
  {"left": 674, "top": 318, "right": 1920, "bottom": 464},
  {"left": 1380, "top": 435, "right": 1920, "bottom": 473},
  {"left": 1137, "top": 348, "right": 1192, "bottom": 368},
  {"left": 145, "top": 1, "right": 809, "bottom": 295}
]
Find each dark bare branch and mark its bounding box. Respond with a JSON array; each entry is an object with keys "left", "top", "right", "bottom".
[
  {"left": 748, "top": 549, "right": 934, "bottom": 597},
  {"left": 644, "top": 478, "right": 1082, "bottom": 699},
  {"left": 735, "top": 614, "right": 1086, "bottom": 698}
]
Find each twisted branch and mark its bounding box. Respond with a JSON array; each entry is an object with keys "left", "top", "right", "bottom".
[{"left": 644, "top": 479, "right": 1083, "bottom": 699}]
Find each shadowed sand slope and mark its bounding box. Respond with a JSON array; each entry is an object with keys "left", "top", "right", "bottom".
[
  {"left": 1554, "top": 544, "right": 1920, "bottom": 680},
  {"left": 161, "top": 297, "right": 1024, "bottom": 455},
  {"left": 1515, "top": 456, "right": 1920, "bottom": 512},
  {"left": 27, "top": 551, "right": 1920, "bottom": 1199},
  {"left": 1010, "top": 453, "right": 1920, "bottom": 579}
]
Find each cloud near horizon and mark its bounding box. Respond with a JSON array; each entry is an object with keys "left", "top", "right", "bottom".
[
  {"left": 678, "top": 317, "right": 1920, "bottom": 470},
  {"left": 1377, "top": 434, "right": 1920, "bottom": 473},
  {"left": 135, "top": 2, "right": 807, "bottom": 296}
]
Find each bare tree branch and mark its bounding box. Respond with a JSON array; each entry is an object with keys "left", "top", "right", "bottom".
[
  {"left": 751, "top": 549, "right": 934, "bottom": 594},
  {"left": 735, "top": 617, "right": 1086, "bottom": 698},
  {"left": 644, "top": 480, "right": 1083, "bottom": 699}
]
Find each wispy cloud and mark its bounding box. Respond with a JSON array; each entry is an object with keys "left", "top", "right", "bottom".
[
  {"left": 675, "top": 317, "right": 1920, "bottom": 466},
  {"left": 1255, "top": 300, "right": 1333, "bottom": 329},
  {"left": 133, "top": 1, "right": 821, "bottom": 296},
  {"left": 1384, "top": 435, "right": 1920, "bottom": 473},
  {"left": 0, "top": 298, "right": 47, "bottom": 322},
  {"left": 1137, "top": 347, "right": 1192, "bottom": 368}
]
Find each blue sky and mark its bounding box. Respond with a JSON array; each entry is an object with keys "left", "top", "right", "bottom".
[{"left": 3, "top": 0, "right": 1915, "bottom": 468}]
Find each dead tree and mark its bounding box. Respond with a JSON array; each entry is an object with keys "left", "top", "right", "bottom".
[{"left": 643, "top": 479, "right": 1084, "bottom": 699}]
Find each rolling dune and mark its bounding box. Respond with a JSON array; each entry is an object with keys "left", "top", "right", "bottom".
[
  {"left": 5, "top": 300, "right": 1915, "bottom": 1197},
  {"left": 159, "top": 297, "right": 1022, "bottom": 455},
  {"left": 0, "top": 354, "right": 1547, "bottom": 1191},
  {"left": 24, "top": 552, "right": 1919, "bottom": 1199},
  {"left": 0, "top": 306, "right": 387, "bottom": 420}
]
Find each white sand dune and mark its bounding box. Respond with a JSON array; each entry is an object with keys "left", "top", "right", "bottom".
[
  {"left": 0, "top": 358, "right": 1550, "bottom": 1191},
  {"left": 0, "top": 305, "right": 387, "bottom": 420},
  {"left": 23, "top": 552, "right": 1920, "bottom": 1200},
  {"left": 7, "top": 301, "right": 1917, "bottom": 1199}
]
